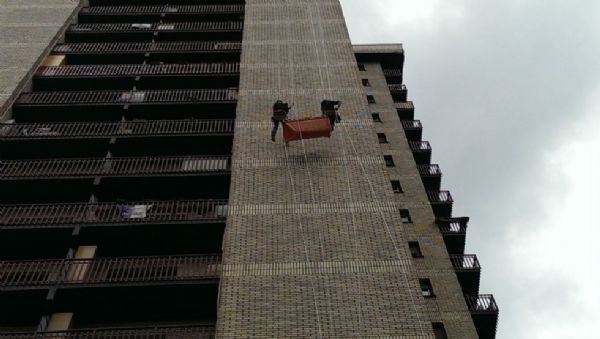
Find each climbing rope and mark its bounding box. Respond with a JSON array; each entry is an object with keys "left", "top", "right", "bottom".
[
  {"left": 278, "top": 39, "right": 325, "bottom": 338},
  {"left": 312, "top": 4, "right": 427, "bottom": 336}
]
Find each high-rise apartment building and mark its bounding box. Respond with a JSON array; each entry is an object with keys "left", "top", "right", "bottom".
[{"left": 0, "top": 1, "right": 498, "bottom": 338}]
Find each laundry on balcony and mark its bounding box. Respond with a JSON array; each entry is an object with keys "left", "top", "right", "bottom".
[
  {"left": 131, "top": 23, "right": 152, "bottom": 30},
  {"left": 119, "top": 204, "right": 153, "bottom": 219},
  {"left": 21, "top": 127, "right": 61, "bottom": 136},
  {"left": 282, "top": 116, "right": 332, "bottom": 144}
]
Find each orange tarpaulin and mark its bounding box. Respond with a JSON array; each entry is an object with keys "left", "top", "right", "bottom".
[{"left": 283, "top": 116, "right": 331, "bottom": 143}]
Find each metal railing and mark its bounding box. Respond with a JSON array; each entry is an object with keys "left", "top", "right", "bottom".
[
  {"left": 0, "top": 199, "right": 228, "bottom": 227},
  {"left": 465, "top": 295, "right": 499, "bottom": 314},
  {"left": 0, "top": 325, "right": 216, "bottom": 338},
  {"left": 409, "top": 141, "right": 431, "bottom": 152},
  {"left": 450, "top": 255, "right": 481, "bottom": 272},
  {"left": 382, "top": 69, "right": 402, "bottom": 77},
  {"left": 1, "top": 156, "right": 231, "bottom": 179},
  {"left": 417, "top": 164, "right": 441, "bottom": 176},
  {"left": 394, "top": 101, "right": 414, "bottom": 110},
  {"left": 0, "top": 120, "right": 235, "bottom": 140},
  {"left": 427, "top": 191, "right": 454, "bottom": 203},
  {"left": 37, "top": 63, "right": 240, "bottom": 77},
  {"left": 387, "top": 84, "right": 407, "bottom": 92},
  {"left": 437, "top": 217, "right": 469, "bottom": 234},
  {"left": 401, "top": 120, "right": 422, "bottom": 129},
  {"left": 53, "top": 41, "right": 242, "bottom": 54},
  {"left": 0, "top": 255, "right": 220, "bottom": 288},
  {"left": 80, "top": 4, "right": 245, "bottom": 15},
  {"left": 15, "top": 89, "right": 237, "bottom": 105},
  {"left": 70, "top": 21, "right": 243, "bottom": 32}
]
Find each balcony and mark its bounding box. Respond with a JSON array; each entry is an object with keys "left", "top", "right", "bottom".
[
  {"left": 387, "top": 84, "right": 407, "bottom": 101},
  {"left": 34, "top": 63, "right": 240, "bottom": 90},
  {"left": 466, "top": 294, "right": 499, "bottom": 339},
  {"left": 450, "top": 254, "right": 481, "bottom": 295},
  {"left": 382, "top": 68, "right": 403, "bottom": 83},
  {"left": 409, "top": 141, "right": 431, "bottom": 164},
  {"left": 437, "top": 217, "right": 468, "bottom": 254},
  {"left": 12, "top": 89, "right": 238, "bottom": 122},
  {"left": 66, "top": 21, "right": 244, "bottom": 43},
  {"left": 0, "top": 325, "right": 216, "bottom": 339},
  {"left": 0, "top": 155, "right": 231, "bottom": 180},
  {"left": 1, "top": 119, "right": 234, "bottom": 141},
  {"left": 401, "top": 119, "right": 422, "bottom": 141},
  {"left": 427, "top": 191, "right": 453, "bottom": 218},
  {"left": 79, "top": 5, "right": 245, "bottom": 24},
  {"left": 0, "top": 255, "right": 220, "bottom": 291},
  {"left": 417, "top": 164, "right": 441, "bottom": 191},
  {"left": 53, "top": 41, "right": 242, "bottom": 64},
  {"left": 394, "top": 101, "right": 414, "bottom": 120},
  {"left": 0, "top": 199, "right": 228, "bottom": 229}
]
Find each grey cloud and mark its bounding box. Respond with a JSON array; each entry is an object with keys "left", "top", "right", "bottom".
[{"left": 341, "top": 1, "right": 600, "bottom": 338}]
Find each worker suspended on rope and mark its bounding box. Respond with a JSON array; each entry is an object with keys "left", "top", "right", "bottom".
[
  {"left": 271, "top": 100, "right": 294, "bottom": 141},
  {"left": 321, "top": 100, "right": 342, "bottom": 131}
]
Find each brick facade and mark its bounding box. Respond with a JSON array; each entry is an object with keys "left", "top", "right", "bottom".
[{"left": 218, "top": 0, "right": 478, "bottom": 337}]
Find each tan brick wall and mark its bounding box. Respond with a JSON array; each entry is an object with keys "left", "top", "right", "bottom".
[
  {"left": 217, "top": 1, "right": 472, "bottom": 337},
  {"left": 359, "top": 62, "right": 479, "bottom": 338},
  {"left": 0, "top": 0, "right": 80, "bottom": 120}
]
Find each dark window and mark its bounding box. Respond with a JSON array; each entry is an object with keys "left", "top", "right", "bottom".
[
  {"left": 358, "top": 63, "right": 366, "bottom": 71},
  {"left": 371, "top": 113, "right": 382, "bottom": 122},
  {"left": 377, "top": 133, "right": 388, "bottom": 144},
  {"left": 391, "top": 180, "right": 403, "bottom": 193},
  {"left": 384, "top": 155, "right": 395, "bottom": 167},
  {"left": 419, "top": 279, "right": 435, "bottom": 298},
  {"left": 432, "top": 323, "right": 448, "bottom": 339},
  {"left": 367, "top": 95, "right": 376, "bottom": 104},
  {"left": 362, "top": 79, "right": 371, "bottom": 87},
  {"left": 409, "top": 242, "right": 423, "bottom": 258},
  {"left": 399, "top": 209, "right": 412, "bottom": 223}
]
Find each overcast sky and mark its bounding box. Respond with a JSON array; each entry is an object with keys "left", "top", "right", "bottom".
[{"left": 340, "top": 1, "right": 600, "bottom": 338}]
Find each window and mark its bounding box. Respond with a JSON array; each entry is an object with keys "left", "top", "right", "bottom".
[
  {"left": 377, "top": 133, "right": 388, "bottom": 144},
  {"left": 399, "top": 209, "right": 412, "bottom": 223},
  {"left": 419, "top": 279, "right": 435, "bottom": 298},
  {"left": 371, "top": 113, "right": 382, "bottom": 122},
  {"left": 391, "top": 180, "right": 403, "bottom": 193},
  {"left": 409, "top": 242, "right": 424, "bottom": 258},
  {"left": 367, "top": 95, "right": 376, "bottom": 104},
  {"left": 384, "top": 155, "right": 395, "bottom": 167},
  {"left": 358, "top": 63, "right": 366, "bottom": 71},
  {"left": 432, "top": 323, "right": 448, "bottom": 339},
  {"left": 362, "top": 79, "right": 371, "bottom": 87}
]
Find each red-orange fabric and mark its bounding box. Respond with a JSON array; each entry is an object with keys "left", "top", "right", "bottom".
[{"left": 283, "top": 116, "right": 331, "bottom": 143}]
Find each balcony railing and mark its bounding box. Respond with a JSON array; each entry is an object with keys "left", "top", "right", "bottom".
[
  {"left": 0, "top": 325, "right": 216, "bottom": 339},
  {"left": 15, "top": 89, "right": 237, "bottom": 106},
  {"left": 409, "top": 141, "right": 431, "bottom": 152},
  {"left": 427, "top": 191, "right": 454, "bottom": 203},
  {"left": 418, "top": 164, "right": 441, "bottom": 176},
  {"left": 0, "top": 156, "right": 231, "bottom": 179},
  {"left": 437, "top": 217, "right": 469, "bottom": 234},
  {"left": 387, "top": 84, "right": 407, "bottom": 92},
  {"left": 53, "top": 41, "right": 241, "bottom": 54},
  {"left": 466, "top": 295, "right": 499, "bottom": 314},
  {"left": 80, "top": 4, "right": 245, "bottom": 15},
  {"left": 0, "top": 255, "right": 220, "bottom": 289},
  {"left": 70, "top": 21, "right": 243, "bottom": 33},
  {"left": 382, "top": 69, "right": 402, "bottom": 77},
  {"left": 401, "top": 120, "right": 422, "bottom": 130},
  {"left": 394, "top": 101, "right": 413, "bottom": 110},
  {"left": 450, "top": 255, "right": 481, "bottom": 272},
  {"left": 0, "top": 120, "right": 234, "bottom": 140},
  {"left": 0, "top": 199, "right": 228, "bottom": 228},
  {"left": 36, "top": 63, "right": 240, "bottom": 78}
]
